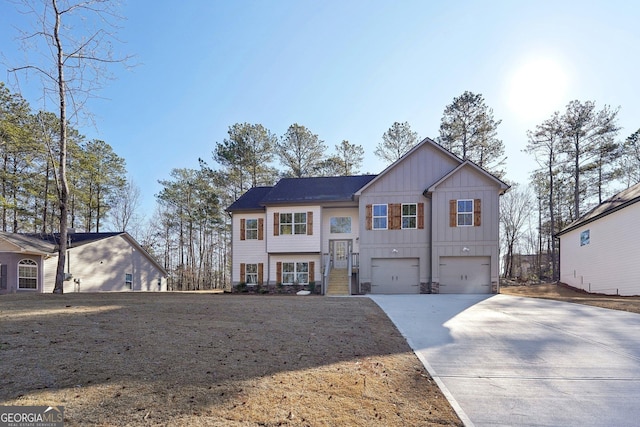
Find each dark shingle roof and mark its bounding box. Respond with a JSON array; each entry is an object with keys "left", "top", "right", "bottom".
[
  {"left": 0, "top": 231, "right": 125, "bottom": 252},
  {"left": 225, "top": 176, "right": 377, "bottom": 212},
  {"left": 225, "top": 186, "right": 274, "bottom": 212},
  {"left": 557, "top": 182, "right": 640, "bottom": 236},
  {"left": 262, "top": 175, "right": 377, "bottom": 205},
  {"left": 24, "top": 232, "right": 124, "bottom": 248}
]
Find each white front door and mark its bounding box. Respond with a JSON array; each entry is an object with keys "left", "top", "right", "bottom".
[{"left": 333, "top": 241, "right": 349, "bottom": 269}]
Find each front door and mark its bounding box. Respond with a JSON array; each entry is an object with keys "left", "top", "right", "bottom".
[{"left": 333, "top": 240, "right": 349, "bottom": 269}]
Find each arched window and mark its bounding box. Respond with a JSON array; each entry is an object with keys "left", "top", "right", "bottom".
[{"left": 18, "top": 259, "right": 38, "bottom": 290}]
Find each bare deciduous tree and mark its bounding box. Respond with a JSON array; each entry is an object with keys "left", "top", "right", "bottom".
[
  {"left": 500, "top": 184, "right": 533, "bottom": 278},
  {"left": 8, "top": 0, "right": 131, "bottom": 293},
  {"left": 109, "top": 178, "right": 142, "bottom": 234}
]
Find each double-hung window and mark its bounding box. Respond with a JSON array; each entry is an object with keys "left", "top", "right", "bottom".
[
  {"left": 245, "top": 219, "right": 258, "bottom": 240},
  {"left": 372, "top": 204, "right": 387, "bottom": 230},
  {"left": 457, "top": 200, "right": 474, "bottom": 226},
  {"left": 280, "top": 212, "right": 307, "bottom": 235},
  {"left": 245, "top": 263, "right": 258, "bottom": 284},
  {"left": 402, "top": 203, "right": 417, "bottom": 229},
  {"left": 281, "top": 262, "right": 309, "bottom": 285}
]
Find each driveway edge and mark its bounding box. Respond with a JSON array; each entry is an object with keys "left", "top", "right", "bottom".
[{"left": 369, "top": 296, "right": 474, "bottom": 427}]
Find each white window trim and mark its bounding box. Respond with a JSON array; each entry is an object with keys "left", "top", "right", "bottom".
[
  {"left": 457, "top": 199, "right": 474, "bottom": 227},
  {"left": 401, "top": 203, "right": 417, "bottom": 229},
  {"left": 18, "top": 259, "right": 38, "bottom": 290},
  {"left": 245, "top": 218, "right": 258, "bottom": 240},
  {"left": 372, "top": 204, "right": 388, "bottom": 230},
  {"left": 246, "top": 263, "right": 258, "bottom": 284},
  {"left": 280, "top": 212, "right": 307, "bottom": 235},
  {"left": 281, "top": 261, "right": 309, "bottom": 285}
]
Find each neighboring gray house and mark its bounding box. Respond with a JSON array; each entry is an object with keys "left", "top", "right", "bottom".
[
  {"left": 0, "top": 232, "right": 168, "bottom": 294},
  {"left": 557, "top": 182, "right": 640, "bottom": 296},
  {"left": 226, "top": 137, "right": 509, "bottom": 295}
]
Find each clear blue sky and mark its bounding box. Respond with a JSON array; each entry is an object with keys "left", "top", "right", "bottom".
[{"left": 1, "top": 1, "right": 639, "bottom": 216}]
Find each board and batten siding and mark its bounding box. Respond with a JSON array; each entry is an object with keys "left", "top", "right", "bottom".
[
  {"left": 359, "top": 144, "right": 459, "bottom": 290},
  {"left": 265, "top": 206, "right": 322, "bottom": 253},
  {"left": 361, "top": 143, "right": 460, "bottom": 196},
  {"left": 560, "top": 202, "right": 640, "bottom": 296},
  {"left": 356, "top": 143, "right": 455, "bottom": 288},
  {"left": 430, "top": 166, "right": 502, "bottom": 291},
  {"left": 231, "top": 212, "right": 268, "bottom": 285},
  {"left": 357, "top": 197, "right": 432, "bottom": 288}
]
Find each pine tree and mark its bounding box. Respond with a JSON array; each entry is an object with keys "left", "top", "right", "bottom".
[{"left": 438, "top": 91, "right": 505, "bottom": 177}]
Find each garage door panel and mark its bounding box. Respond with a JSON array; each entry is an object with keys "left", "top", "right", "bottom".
[
  {"left": 371, "top": 258, "right": 419, "bottom": 294},
  {"left": 440, "top": 256, "right": 491, "bottom": 294}
]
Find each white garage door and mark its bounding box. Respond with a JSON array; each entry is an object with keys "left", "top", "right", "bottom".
[
  {"left": 439, "top": 256, "right": 491, "bottom": 294},
  {"left": 371, "top": 258, "right": 419, "bottom": 294}
]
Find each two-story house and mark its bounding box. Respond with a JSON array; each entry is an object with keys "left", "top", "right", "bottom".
[{"left": 226, "top": 137, "right": 509, "bottom": 295}]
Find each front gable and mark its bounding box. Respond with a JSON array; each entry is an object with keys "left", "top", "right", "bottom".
[
  {"left": 0, "top": 239, "right": 24, "bottom": 252},
  {"left": 427, "top": 160, "right": 509, "bottom": 194},
  {"left": 356, "top": 138, "right": 462, "bottom": 196}
]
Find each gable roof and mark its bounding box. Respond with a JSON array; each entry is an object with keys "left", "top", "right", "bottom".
[
  {"left": 0, "top": 232, "right": 168, "bottom": 275},
  {"left": 21, "top": 232, "right": 124, "bottom": 249},
  {"left": 355, "top": 137, "right": 462, "bottom": 196},
  {"left": 426, "top": 160, "right": 510, "bottom": 194},
  {"left": 0, "top": 232, "right": 57, "bottom": 255},
  {"left": 355, "top": 137, "right": 508, "bottom": 196},
  {"left": 226, "top": 175, "right": 377, "bottom": 211},
  {"left": 557, "top": 182, "right": 640, "bottom": 236}
]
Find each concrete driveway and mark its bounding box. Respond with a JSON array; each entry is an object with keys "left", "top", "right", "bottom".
[{"left": 369, "top": 294, "right": 640, "bottom": 427}]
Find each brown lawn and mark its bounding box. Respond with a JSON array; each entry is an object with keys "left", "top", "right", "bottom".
[
  {"left": 0, "top": 293, "right": 462, "bottom": 426},
  {"left": 500, "top": 282, "right": 640, "bottom": 314}
]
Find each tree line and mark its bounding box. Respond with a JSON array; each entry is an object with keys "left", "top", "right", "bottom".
[
  {"left": 5, "top": 67, "right": 639, "bottom": 290},
  {"left": 0, "top": 82, "right": 126, "bottom": 234},
  {"left": 515, "top": 101, "right": 639, "bottom": 281}
]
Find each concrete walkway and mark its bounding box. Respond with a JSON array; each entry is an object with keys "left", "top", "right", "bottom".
[{"left": 369, "top": 294, "right": 640, "bottom": 427}]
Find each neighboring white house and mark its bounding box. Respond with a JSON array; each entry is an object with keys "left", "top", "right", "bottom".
[
  {"left": 226, "top": 137, "right": 509, "bottom": 295},
  {"left": 0, "top": 232, "right": 168, "bottom": 294},
  {"left": 558, "top": 182, "right": 640, "bottom": 296}
]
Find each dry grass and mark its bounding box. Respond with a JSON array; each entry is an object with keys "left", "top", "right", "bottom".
[
  {"left": 0, "top": 293, "right": 462, "bottom": 426},
  {"left": 500, "top": 282, "right": 640, "bottom": 314}
]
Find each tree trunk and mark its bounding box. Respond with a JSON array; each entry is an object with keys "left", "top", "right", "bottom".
[
  {"left": 573, "top": 136, "right": 581, "bottom": 220},
  {"left": 548, "top": 153, "right": 557, "bottom": 282},
  {"left": 53, "top": 0, "right": 68, "bottom": 294}
]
